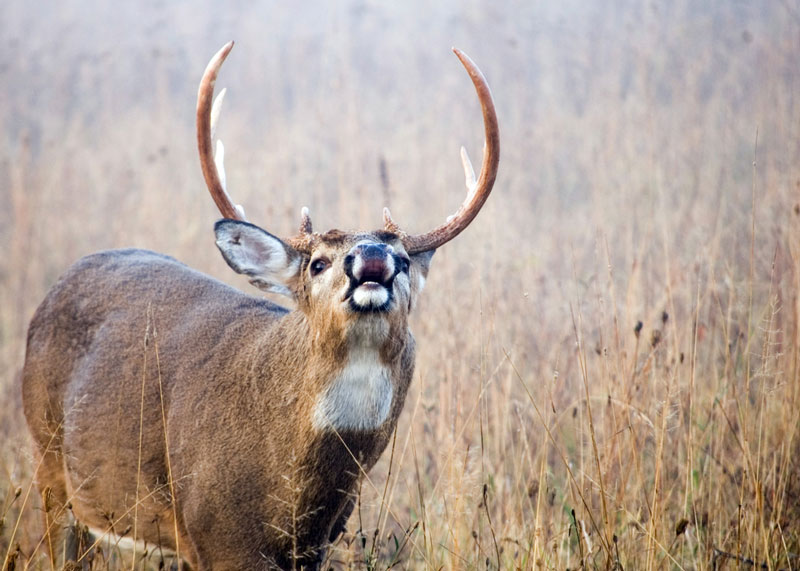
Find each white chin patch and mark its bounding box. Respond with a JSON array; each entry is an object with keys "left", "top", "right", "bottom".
[{"left": 352, "top": 283, "right": 389, "bottom": 308}]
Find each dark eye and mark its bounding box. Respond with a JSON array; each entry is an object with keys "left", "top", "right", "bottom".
[
  {"left": 396, "top": 256, "right": 410, "bottom": 274},
  {"left": 309, "top": 258, "right": 329, "bottom": 276}
]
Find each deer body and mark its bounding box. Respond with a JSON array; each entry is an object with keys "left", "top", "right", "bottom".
[
  {"left": 22, "top": 43, "right": 498, "bottom": 570},
  {"left": 24, "top": 242, "right": 420, "bottom": 568}
]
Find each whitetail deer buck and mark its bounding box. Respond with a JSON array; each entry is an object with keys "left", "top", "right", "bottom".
[{"left": 21, "top": 42, "right": 498, "bottom": 570}]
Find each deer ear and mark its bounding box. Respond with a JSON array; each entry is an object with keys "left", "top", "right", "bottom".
[
  {"left": 214, "top": 220, "right": 302, "bottom": 297},
  {"left": 408, "top": 250, "right": 435, "bottom": 305},
  {"left": 411, "top": 250, "right": 434, "bottom": 277},
  {"left": 411, "top": 249, "right": 434, "bottom": 288}
]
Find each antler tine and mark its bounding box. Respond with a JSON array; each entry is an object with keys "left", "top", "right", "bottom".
[
  {"left": 299, "top": 206, "right": 313, "bottom": 234},
  {"left": 281, "top": 206, "right": 315, "bottom": 253},
  {"left": 391, "top": 48, "right": 500, "bottom": 254},
  {"left": 197, "top": 41, "right": 246, "bottom": 221}
]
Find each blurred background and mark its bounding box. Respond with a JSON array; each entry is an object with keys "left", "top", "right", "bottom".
[{"left": 2, "top": 0, "right": 799, "bottom": 568}]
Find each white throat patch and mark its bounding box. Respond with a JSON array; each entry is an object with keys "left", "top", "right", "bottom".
[{"left": 312, "top": 348, "right": 392, "bottom": 432}]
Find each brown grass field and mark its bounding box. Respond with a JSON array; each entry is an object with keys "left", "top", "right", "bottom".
[{"left": 2, "top": 1, "right": 800, "bottom": 569}]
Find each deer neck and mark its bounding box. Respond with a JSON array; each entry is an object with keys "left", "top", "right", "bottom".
[{"left": 306, "top": 313, "right": 410, "bottom": 433}]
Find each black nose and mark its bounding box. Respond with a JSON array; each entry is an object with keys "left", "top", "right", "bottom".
[
  {"left": 344, "top": 243, "right": 395, "bottom": 285},
  {"left": 360, "top": 243, "right": 389, "bottom": 260}
]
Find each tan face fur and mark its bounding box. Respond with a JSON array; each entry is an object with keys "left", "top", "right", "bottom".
[
  {"left": 216, "top": 221, "right": 432, "bottom": 328},
  {"left": 215, "top": 221, "right": 433, "bottom": 435}
]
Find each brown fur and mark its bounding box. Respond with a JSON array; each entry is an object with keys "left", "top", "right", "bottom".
[{"left": 22, "top": 228, "right": 431, "bottom": 570}]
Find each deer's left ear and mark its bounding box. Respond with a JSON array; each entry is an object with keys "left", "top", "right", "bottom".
[
  {"left": 411, "top": 250, "right": 435, "bottom": 276},
  {"left": 214, "top": 220, "right": 302, "bottom": 297},
  {"left": 409, "top": 249, "right": 435, "bottom": 300}
]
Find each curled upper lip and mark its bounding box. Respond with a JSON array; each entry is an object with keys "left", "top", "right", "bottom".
[
  {"left": 356, "top": 257, "right": 393, "bottom": 284},
  {"left": 342, "top": 249, "right": 396, "bottom": 305}
]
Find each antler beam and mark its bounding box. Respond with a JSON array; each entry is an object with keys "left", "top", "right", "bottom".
[
  {"left": 384, "top": 48, "right": 500, "bottom": 254},
  {"left": 197, "top": 42, "right": 317, "bottom": 251},
  {"left": 197, "top": 41, "right": 246, "bottom": 221}
]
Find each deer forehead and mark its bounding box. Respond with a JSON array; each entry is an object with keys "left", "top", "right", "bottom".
[{"left": 309, "top": 231, "right": 406, "bottom": 260}]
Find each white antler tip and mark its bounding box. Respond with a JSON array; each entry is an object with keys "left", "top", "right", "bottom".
[
  {"left": 210, "top": 88, "right": 227, "bottom": 138},
  {"left": 299, "top": 206, "right": 313, "bottom": 234},
  {"left": 214, "top": 140, "right": 227, "bottom": 191},
  {"left": 460, "top": 146, "right": 477, "bottom": 192}
]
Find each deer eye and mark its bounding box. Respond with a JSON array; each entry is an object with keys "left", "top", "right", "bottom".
[
  {"left": 396, "top": 256, "right": 410, "bottom": 274},
  {"left": 309, "top": 258, "right": 329, "bottom": 277}
]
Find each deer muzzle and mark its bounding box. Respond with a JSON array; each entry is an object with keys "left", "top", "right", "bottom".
[{"left": 343, "top": 243, "right": 398, "bottom": 312}]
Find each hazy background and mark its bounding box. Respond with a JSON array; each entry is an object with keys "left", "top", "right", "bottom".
[
  {"left": 3, "top": 0, "right": 797, "bottom": 388},
  {"left": 2, "top": 0, "right": 800, "bottom": 568}
]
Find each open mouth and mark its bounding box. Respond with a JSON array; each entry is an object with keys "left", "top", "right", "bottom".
[{"left": 344, "top": 259, "right": 393, "bottom": 312}]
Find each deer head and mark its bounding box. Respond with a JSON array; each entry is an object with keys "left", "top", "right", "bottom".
[{"left": 198, "top": 42, "right": 498, "bottom": 355}]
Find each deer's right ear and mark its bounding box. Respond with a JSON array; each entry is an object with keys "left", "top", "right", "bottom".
[{"left": 214, "top": 220, "right": 302, "bottom": 297}]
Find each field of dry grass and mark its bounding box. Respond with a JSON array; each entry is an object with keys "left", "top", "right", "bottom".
[{"left": 2, "top": 0, "right": 800, "bottom": 569}]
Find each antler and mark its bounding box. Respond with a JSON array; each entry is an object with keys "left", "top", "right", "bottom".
[
  {"left": 383, "top": 48, "right": 500, "bottom": 254},
  {"left": 197, "top": 41, "right": 245, "bottom": 221},
  {"left": 199, "top": 44, "right": 497, "bottom": 255},
  {"left": 198, "top": 42, "right": 316, "bottom": 251}
]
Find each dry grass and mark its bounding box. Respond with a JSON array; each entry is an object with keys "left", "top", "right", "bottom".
[{"left": 2, "top": 0, "right": 800, "bottom": 569}]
